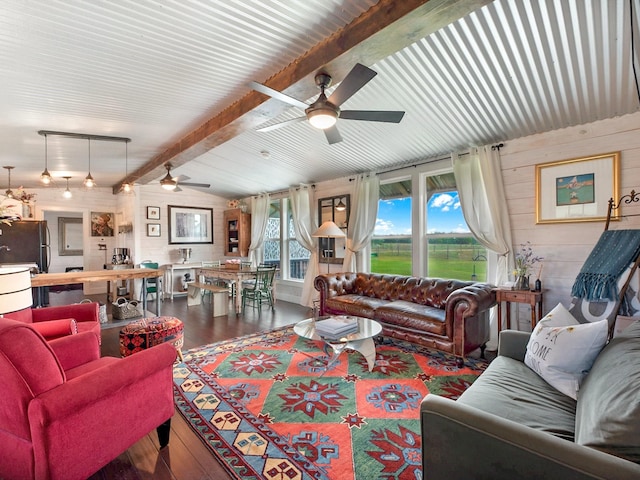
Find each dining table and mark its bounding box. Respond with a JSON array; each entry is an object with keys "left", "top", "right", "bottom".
[
  {"left": 196, "top": 265, "right": 277, "bottom": 313},
  {"left": 31, "top": 268, "right": 163, "bottom": 316}
]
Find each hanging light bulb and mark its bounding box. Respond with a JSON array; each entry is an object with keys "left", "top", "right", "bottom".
[
  {"left": 121, "top": 141, "right": 132, "bottom": 193},
  {"left": 63, "top": 176, "right": 72, "bottom": 199},
  {"left": 3, "top": 166, "right": 14, "bottom": 198},
  {"left": 84, "top": 139, "right": 95, "bottom": 188},
  {"left": 40, "top": 134, "right": 51, "bottom": 185}
]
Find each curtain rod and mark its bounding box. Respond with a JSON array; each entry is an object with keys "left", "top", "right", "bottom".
[{"left": 376, "top": 142, "right": 504, "bottom": 176}]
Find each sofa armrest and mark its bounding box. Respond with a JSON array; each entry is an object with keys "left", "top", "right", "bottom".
[
  {"left": 445, "top": 282, "right": 496, "bottom": 320},
  {"left": 421, "top": 394, "right": 640, "bottom": 480},
  {"left": 31, "top": 302, "right": 99, "bottom": 324},
  {"left": 497, "top": 330, "right": 530, "bottom": 361},
  {"left": 314, "top": 273, "right": 358, "bottom": 315}
]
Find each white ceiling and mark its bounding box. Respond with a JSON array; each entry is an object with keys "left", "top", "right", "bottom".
[{"left": 0, "top": 0, "right": 638, "bottom": 198}]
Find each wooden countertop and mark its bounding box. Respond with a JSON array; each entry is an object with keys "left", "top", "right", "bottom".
[{"left": 31, "top": 268, "right": 162, "bottom": 287}]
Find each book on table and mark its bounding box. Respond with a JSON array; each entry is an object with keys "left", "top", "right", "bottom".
[{"left": 315, "top": 316, "right": 359, "bottom": 338}]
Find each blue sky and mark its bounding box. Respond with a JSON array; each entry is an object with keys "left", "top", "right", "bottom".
[{"left": 374, "top": 192, "right": 470, "bottom": 235}]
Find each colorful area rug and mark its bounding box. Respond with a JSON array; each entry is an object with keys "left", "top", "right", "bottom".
[{"left": 173, "top": 326, "right": 488, "bottom": 480}]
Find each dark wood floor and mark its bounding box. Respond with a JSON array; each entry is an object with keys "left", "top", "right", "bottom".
[{"left": 48, "top": 289, "right": 311, "bottom": 480}]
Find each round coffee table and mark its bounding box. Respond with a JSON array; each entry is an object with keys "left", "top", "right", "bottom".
[{"left": 294, "top": 316, "right": 382, "bottom": 371}]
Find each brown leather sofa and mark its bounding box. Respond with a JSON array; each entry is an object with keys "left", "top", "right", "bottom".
[{"left": 314, "top": 272, "right": 496, "bottom": 365}]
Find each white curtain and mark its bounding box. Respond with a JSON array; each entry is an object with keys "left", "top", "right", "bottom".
[
  {"left": 247, "top": 194, "right": 270, "bottom": 267},
  {"left": 452, "top": 146, "right": 513, "bottom": 348},
  {"left": 342, "top": 175, "right": 379, "bottom": 272},
  {"left": 289, "top": 184, "right": 319, "bottom": 307}
]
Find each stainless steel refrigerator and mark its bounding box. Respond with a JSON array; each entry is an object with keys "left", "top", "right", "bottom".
[{"left": 0, "top": 220, "right": 50, "bottom": 273}]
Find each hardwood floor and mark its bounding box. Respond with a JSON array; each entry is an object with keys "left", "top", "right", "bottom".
[{"left": 48, "top": 289, "right": 311, "bottom": 480}]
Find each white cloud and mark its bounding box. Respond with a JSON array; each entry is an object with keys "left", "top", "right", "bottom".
[
  {"left": 430, "top": 192, "right": 459, "bottom": 212},
  {"left": 375, "top": 218, "right": 394, "bottom": 234}
]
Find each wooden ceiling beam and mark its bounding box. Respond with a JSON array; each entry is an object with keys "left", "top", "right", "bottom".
[{"left": 113, "top": 0, "right": 491, "bottom": 193}]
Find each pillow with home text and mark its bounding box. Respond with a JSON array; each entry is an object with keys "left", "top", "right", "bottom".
[{"left": 524, "top": 303, "right": 608, "bottom": 400}]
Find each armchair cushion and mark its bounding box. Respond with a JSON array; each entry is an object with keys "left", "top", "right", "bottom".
[{"left": 30, "top": 318, "right": 77, "bottom": 339}]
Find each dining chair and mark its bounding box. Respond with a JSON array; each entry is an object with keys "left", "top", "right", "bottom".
[
  {"left": 139, "top": 260, "right": 162, "bottom": 302},
  {"left": 201, "top": 260, "right": 231, "bottom": 301},
  {"left": 241, "top": 266, "right": 276, "bottom": 313}
]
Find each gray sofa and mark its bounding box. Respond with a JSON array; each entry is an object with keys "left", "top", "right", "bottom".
[{"left": 420, "top": 322, "right": 640, "bottom": 479}]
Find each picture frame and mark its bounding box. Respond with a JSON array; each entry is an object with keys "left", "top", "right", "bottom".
[
  {"left": 147, "top": 206, "right": 160, "bottom": 220},
  {"left": 90, "top": 211, "right": 115, "bottom": 237},
  {"left": 535, "top": 152, "right": 620, "bottom": 224},
  {"left": 147, "top": 223, "right": 161, "bottom": 237},
  {"left": 168, "top": 205, "right": 213, "bottom": 244}
]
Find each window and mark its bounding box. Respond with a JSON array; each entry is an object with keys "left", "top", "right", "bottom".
[
  {"left": 371, "top": 179, "right": 412, "bottom": 275},
  {"left": 426, "top": 173, "right": 487, "bottom": 281},
  {"left": 263, "top": 198, "right": 310, "bottom": 280}
]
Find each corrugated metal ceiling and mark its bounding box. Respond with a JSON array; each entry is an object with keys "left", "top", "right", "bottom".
[{"left": 0, "top": 0, "right": 638, "bottom": 197}]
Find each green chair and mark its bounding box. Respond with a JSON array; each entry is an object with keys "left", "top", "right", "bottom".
[
  {"left": 241, "top": 266, "right": 275, "bottom": 313},
  {"left": 139, "top": 261, "right": 162, "bottom": 302}
]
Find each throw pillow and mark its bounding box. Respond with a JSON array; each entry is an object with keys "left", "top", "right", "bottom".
[
  {"left": 575, "top": 320, "right": 640, "bottom": 463},
  {"left": 524, "top": 303, "right": 608, "bottom": 399}
]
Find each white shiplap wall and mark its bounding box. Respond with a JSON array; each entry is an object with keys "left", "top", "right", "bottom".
[{"left": 501, "top": 110, "right": 640, "bottom": 329}]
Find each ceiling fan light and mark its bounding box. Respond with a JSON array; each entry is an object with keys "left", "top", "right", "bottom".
[
  {"left": 335, "top": 198, "right": 347, "bottom": 211},
  {"left": 160, "top": 172, "right": 177, "bottom": 190},
  {"left": 307, "top": 109, "right": 338, "bottom": 129},
  {"left": 40, "top": 168, "right": 51, "bottom": 184}
]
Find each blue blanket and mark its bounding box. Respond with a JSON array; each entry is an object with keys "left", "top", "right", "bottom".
[{"left": 571, "top": 230, "right": 640, "bottom": 301}]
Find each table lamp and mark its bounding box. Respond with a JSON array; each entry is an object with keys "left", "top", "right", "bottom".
[
  {"left": 0, "top": 267, "right": 32, "bottom": 316},
  {"left": 312, "top": 221, "right": 346, "bottom": 273}
]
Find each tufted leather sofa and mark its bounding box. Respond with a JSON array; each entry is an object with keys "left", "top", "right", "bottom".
[{"left": 314, "top": 272, "right": 496, "bottom": 365}]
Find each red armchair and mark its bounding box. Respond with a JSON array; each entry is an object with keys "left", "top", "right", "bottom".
[
  {"left": 0, "top": 317, "right": 176, "bottom": 480},
  {"left": 5, "top": 301, "right": 101, "bottom": 343}
]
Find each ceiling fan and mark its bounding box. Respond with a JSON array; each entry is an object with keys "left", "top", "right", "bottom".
[
  {"left": 250, "top": 63, "right": 405, "bottom": 144},
  {"left": 160, "top": 163, "right": 210, "bottom": 192}
]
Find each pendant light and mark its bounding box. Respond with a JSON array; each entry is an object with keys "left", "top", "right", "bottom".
[
  {"left": 3, "top": 166, "right": 14, "bottom": 198},
  {"left": 40, "top": 134, "right": 51, "bottom": 185},
  {"left": 121, "top": 141, "right": 132, "bottom": 193},
  {"left": 84, "top": 139, "right": 95, "bottom": 188},
  {"left": 335, "top": 197, "right": 347, "bottom": 211},
  {"left": 62, "top": 176, "right": 72, "bottom": 199}
]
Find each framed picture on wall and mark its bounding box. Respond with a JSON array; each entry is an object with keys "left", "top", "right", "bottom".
[
  {"left": 147, "top": 206, "right": 160, "bottom": 220},
  {"left": 535, "top": 152, "right": 620, "bottom": 224},
  {"left": 147, "top": 223, "right": 161, "bottom": 237},
  {"left": 168, "top": 205, "right": 213, "bottom": 244},
  {"left": 90, "top": 212, "right": 114, "bottom": 237}
]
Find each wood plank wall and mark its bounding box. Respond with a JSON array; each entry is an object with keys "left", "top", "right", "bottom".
[{"left": 501, "top": 111, "right": 640, "bottom": 328}]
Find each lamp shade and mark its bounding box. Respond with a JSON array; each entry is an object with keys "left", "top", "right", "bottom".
[
  {"left": 0, "top": 267, "right": 32, "bottom": 315},
  {"left": 312, "top": 221, "right": 346, "bottom": 238}
]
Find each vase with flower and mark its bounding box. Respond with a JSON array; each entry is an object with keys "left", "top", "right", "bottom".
[{"left": 513, "top": 241, "right": 543, "bottom": 290}]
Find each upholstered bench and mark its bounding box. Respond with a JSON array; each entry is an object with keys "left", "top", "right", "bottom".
[{"left": 119, "top": 316, "right": 184, "bottom": 361}]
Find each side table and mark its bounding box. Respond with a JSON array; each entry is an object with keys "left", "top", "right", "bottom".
[{"left": 496, "top": 288, "right": 544, "bottom": 332}]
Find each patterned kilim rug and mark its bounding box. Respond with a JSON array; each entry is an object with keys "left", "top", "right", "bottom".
[{"left": 173, "top": 326, "right": 488, "bottom": 480}]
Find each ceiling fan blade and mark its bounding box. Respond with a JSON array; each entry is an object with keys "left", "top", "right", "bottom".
[
  {"left": 174, "top": 174, "right": 191, "bottom": 182},
  {"left": 340, "top": 110, "right": 405, "bottom": 123},
  {"left": 324, "top": 125, "right": 343, "bottom": 145},
  {"left": 327, "top": 63, "right": 377, "bottom": 107},
  {"left": 249, "top": 81, "right": 309, "bottom": 110},
  {"left": 257, "top": 116, "right": 307, "bottom": 132},
  {"left": 180, "top": 182, "right": 211, "bottom": 188}
]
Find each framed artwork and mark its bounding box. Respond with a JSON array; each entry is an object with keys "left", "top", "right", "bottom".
[
  {"left": 147, "top": 206, "right": 160, "bottom": 220},
  {"left": 147, "top": 223, "right": 161, "bottom": 237},
  {"left": 90, "top": 211, "right": 115, "bottom": 237},
  {"left": 168, "top": 205, "right": 213, "bottom": 244},
  {"left": 535, "top": 152, "right": 620, "bottom": 224}
]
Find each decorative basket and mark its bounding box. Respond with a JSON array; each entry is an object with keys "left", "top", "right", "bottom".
[
  {"left": 79, "top": 298, "right": 108, "bottom": 324},
  {"left": 111, "top": 297, "right": 143, "bottom": 320}
]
